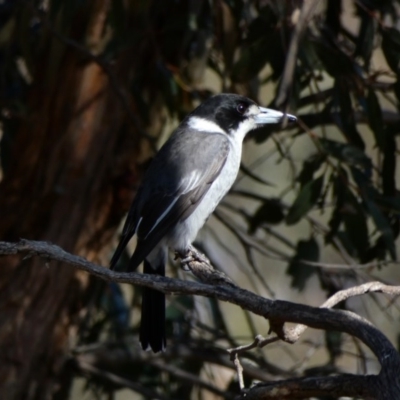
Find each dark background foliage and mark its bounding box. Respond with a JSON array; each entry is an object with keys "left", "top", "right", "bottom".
[{"left": 1, "top": 0, "right": 400, "bottom": 399}]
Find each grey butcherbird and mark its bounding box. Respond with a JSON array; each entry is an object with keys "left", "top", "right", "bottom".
[{"left": 110, "top": 93, "right": 296, "bottom": 352}]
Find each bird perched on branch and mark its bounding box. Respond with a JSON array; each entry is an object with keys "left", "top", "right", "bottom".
[{"left": 110, "top": 93, "right": 296, "bottom": 352}]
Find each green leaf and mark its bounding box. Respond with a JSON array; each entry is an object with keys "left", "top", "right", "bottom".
[
  {"left": 382, "top": 129, "right": 396, "bottom": 196},
  {"left": 375, "top": 196, "right": 400, "bottom": 215},
  {"left": 350, "top": 166, "right": 371, "bottom": 189},
  {"left": 334, "top": 77, "right": 365, "bottom": 149},
  {"left": 367, "top": 89, "right": 385, "bottom": 150},
  {"left": 297, "top": 154, "right": 326, "bottom": 188},
  {"left": 364, "top": 235, "right": 391, "bottom": 262},
  {"left": 287, "top": 237, "right": 319, "bottom": 291},
  {"left": 319, "top": 138, "right": 372, "bottom": 169},
  {"left": 364, "top": 198, "right": 396, "bottom": 260},
  {"left": 314, "top": 40, "right": 354, "bottom": 77},
  {"left": 299, "top": 40, "right": 321, "bottom": 72},
  {"left": 325, "top": 0, "right": 341, "bottom": 36},
  {"left": 232, "top": 37, "right": 270, "bottom": 83},
  {"left": 268, "top": 35, "right": 287, "bottom": 80},
  {"left": 286, "top": 176, "right": 324, "bottom": 225},
  {"left": 232, "top": 7, "right": 284, "bottom": 83},
  {"left": 348, "top": 166, "right": 398, "bottom": 257},
  {"left": 342, "top": 189, "right": 369, "bottom": 259},
  {"left": 326, "top": 169, "right": 348, "bottom": 244},
  {"left": 393, "top": 79, "right": 400, "bottom": 103},
  {"left": 249, "top": 198, "right": 285, "bottom": 233},
  {"left": 246, "top": 9, "right": 276, "bottom": 43},
  {"left": 336, "top": 230, "right": 358, "bottom": 258},
  {"left": 354, "top": 9, "right": 376, "bottom": 66},
  {"left": 382, "top": 28, "right": 400, "bottom": 74}
]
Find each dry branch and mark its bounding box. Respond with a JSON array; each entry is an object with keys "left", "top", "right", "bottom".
[{"left": 1, "top": 239, "right": 400, "bottom": 399}]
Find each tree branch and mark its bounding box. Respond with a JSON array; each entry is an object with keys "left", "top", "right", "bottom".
[
  {"left": 237, "top": 374, "right": 375, "bottom": 400},
  {"left": 276, "top": 0, "right": 322, "bottom": 108},
  {"left": 1, "top": 239, "right": 400, "bottom": 399}
]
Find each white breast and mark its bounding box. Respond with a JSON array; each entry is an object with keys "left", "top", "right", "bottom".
[{"left": 167, "top": 134, "right": 243, "bottom": 253}]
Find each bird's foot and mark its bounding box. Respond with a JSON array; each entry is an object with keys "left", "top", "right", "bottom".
[
  {"left": 175, "top": 247, "right": 236, "bottom": 286},
  {"left": 175, "top": 248, "right": 210, "bottom": 271}
]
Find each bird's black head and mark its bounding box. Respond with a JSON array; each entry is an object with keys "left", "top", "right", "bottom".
[
  {"left": 186, "top": 93, "right": 296, "bottom": 139},
  {"left": 189, "top": 94, "right": 257, "bottom": 133}
]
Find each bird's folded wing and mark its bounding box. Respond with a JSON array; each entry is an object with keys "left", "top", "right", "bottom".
[{"left": 110, "top": 130, "right": 230, "bottom": 270}]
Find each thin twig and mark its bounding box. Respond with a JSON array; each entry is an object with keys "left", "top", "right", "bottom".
[
  {"left": 276, "top": 0, "right": 322, "bottom": 108},
  {"left": 1, "top": 239, "right": 400, "bottom": 398},
  {"left": 77, "top": 361, "right": 170, "bottom": 400},
  {"left": 232, "top": 353, "right": 244, "bottom": 390}
]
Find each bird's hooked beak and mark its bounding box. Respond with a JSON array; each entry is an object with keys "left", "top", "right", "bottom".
[{"left": 254, "top": 107, "right": 297, "bottom": 125}]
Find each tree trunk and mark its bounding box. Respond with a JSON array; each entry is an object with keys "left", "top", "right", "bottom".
[{"left": 0, "top": 2, "right": 150, "bottom": 398}]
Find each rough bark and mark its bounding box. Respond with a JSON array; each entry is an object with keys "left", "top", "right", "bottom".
[
  {"left": 1, "top": 240, "right": 400, "bottom": 400},
  {"left": 0, "top": 2, "right": 148, "bottom": 398}
]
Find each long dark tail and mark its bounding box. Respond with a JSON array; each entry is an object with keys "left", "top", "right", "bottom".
[{"left": 139, "top": 260, "right": 166, "bottom": 352}]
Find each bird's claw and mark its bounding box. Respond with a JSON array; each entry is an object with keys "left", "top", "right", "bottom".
[
  {"left": 180, "top": 255, "right": 194, "bottom": 263},
  {"left": 176, "top": 249, "right": 210, "bottom": 271}
]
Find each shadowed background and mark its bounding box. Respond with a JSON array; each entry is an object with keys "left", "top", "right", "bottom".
[{"left": 1, "top": 0, "right": 400, "bottom": 399}]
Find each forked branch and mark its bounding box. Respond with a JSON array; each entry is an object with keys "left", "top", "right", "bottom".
[{"left": 1, "top": 239, "right": 399, "bottom": 399}]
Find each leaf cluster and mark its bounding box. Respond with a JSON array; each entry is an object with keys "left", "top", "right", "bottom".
[{"left": 1, "top": 0, "right": 400, "bottom": 399}]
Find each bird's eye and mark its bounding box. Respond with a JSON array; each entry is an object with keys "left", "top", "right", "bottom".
[{"left": 236, "top": 103, "right": 247, "bottom": 114}]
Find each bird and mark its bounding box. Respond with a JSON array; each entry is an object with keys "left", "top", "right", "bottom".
[{"left": 110, "top": 93, "right": 296, "bottom": 352}]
